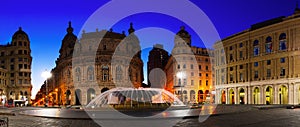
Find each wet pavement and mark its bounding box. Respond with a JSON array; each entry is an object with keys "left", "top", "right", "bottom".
[{"left": 0, "top": 105, "right": 296, "bottom": 127}]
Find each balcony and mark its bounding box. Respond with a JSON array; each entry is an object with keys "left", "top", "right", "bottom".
[{"left": 20, "top": 69, "right": 31, "bottom": 72}]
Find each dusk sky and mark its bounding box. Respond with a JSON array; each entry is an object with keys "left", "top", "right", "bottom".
[{"left": 0, "top": 0, "right": 297, "bottom": 99}]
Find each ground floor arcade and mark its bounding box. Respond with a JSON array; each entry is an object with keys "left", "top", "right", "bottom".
[{"left": 216, "top": 81, "right": 300, "bottom": 105}]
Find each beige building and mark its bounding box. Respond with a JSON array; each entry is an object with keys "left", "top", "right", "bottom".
[
  {"left": 214, "top": 8, "right": 300, "bottom": 105},
  {"left": 165, "top": 27, "right": 213, "bottom": 104},
  {"left": 0, "top": 27, "right": 32, "bottom": 104},
  {"left": 35, "top": 22, "right": 144, "bottom": 106}
]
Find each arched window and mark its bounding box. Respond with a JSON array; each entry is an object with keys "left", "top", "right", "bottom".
[
  {"left": 102, "top": 66, "right": 109, "bottom": 82},
  {"left": 265, "top": 36, "right": 272, "bottom": 53},
  {"left": 279, "top": 33, "right": 287, "bottom": 51},
  {"left": 87, "top": 66, "right": 94, "bottom": 81},
  {"left": 253, "top": 40, "right": 259, "bottom": 56},
  {"left": 116, "top": 65, "right": 122, "bottom": 81},
  {"left": 75, "top": 67, "right": 81, "bottom": 81}
]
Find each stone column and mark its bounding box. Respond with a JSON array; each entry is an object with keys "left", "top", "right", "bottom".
[
  {"left": 274, "top": 85, "right": 278, "bottom": 104},
  {"left": 288, "top": 83, "right": 294, "bottom": 105},
  {"left": 261, "top": 85, "right": 265, "bottom": 104},
  {"left": 248, "top": 86, "right": 252, "bottom": 104}
]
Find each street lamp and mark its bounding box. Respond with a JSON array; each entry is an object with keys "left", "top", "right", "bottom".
[
  {"left": 41, "top": 70, "right": 52, "bottom": 107},
  {"left": 176, "top": 71, "right": 185, "bottom": 103}
]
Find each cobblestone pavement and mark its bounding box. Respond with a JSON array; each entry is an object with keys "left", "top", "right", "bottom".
[
  {"left": 0, "top": 106, "right": 298, "bottom": 127},
  {"left": 175, "top": 108, "right": 300, "bottom": 127}
]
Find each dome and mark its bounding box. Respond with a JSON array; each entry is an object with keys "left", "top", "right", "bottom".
[
  {"left": 12, "top": 27, "right": 29, "bottom": 40},
  {"left": 176, "top": 26, "right": 189, "bottom": 35}
]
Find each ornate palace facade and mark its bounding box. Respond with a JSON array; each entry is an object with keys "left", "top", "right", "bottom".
[
  {"left": 0, "top": 27, "right": 32, "bottom": 104},
  {"left": 35, "top": 22, "right": 144, "bottom": 106},
  {"left": 164, "top": 27, "right": 213, "bottom": 104},
  {"left": 214, "top": 8, "right": 300, "bottom": 105}
]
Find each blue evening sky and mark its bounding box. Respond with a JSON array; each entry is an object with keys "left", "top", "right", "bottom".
[{"left": 0, "top": 0, "right": 297, "bottom": 99}]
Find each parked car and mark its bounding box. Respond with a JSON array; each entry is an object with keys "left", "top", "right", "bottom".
[
  {"left": 287, "top": 104, "right": 300, "bottom": 109},
  {"left": 66, "top": 105, "right": 83, "bottom": 109}
]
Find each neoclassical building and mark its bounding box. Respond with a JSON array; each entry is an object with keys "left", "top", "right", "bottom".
[
  {"left": 214, "top": 8, "right": 300, "bottom": 105},
  {"left": 35, "top": 22, "right": 144, "bottom": 106},
  {"left": 0, "top": 27, "right": 32, "bottom": 104},
  {"left": 164, "top": 27, "right": 213, "bottom": 104}
]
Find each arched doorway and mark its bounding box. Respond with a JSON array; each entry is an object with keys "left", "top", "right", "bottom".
[
  {"left": 66, "top": 90, "right": 71, "bottom": 105},
  {"left": 265, "top": 86, "right": 273, "bottom": 105},
  {"left": 75, "top": 89, "right": 81, "bottom": 105},
  {"left": 190, "top": 90, "right": 195, "bottom": 103},
  {"left": 229, "top": 89, "right": 234, "bottom": 104},
  {"left": 279, "top": 85, "right": 288, "bottom": 104},
  {"left": 239, "top": 88, "right": 245, "bottom": 104},
  {"left": 221, "top": 90, "right": 226, "bottom": 104},
  {"left": 87, "top": 88, "right": 96, "bottom": 104},
  {"left": 253, "top": 87, "right": 260, "bottom": 104},
  {"left": 204, "top": 90, "right": 209, "bottom": 103},
  {"left": 101, "top": 87, "right": 109, "bottom": 93},
  {"left": 198, "top": 90, "right": 204, "bottom": 103}
]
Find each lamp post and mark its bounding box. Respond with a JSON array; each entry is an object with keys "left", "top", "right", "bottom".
[
  {"left": 176, "top": 71, "right": 185, "bottom": 103},
  {"left": 41, "top": 70, "right": 52, "bottom": 107}
]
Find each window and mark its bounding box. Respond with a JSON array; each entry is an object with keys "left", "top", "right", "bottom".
[
  {"left": 230, "top": 74, "right": 233, "bottom": 82},
  {"left": 10, "top": 73, "right": 14, "bottom": 77},
  {"left": 24, "top": 42, "right": 27, "bottom": 46},
  {"left": 280, "top": 58, "right": 285, "bottom": 63},
  {"left": 18, "top": 79, "right": 22, "bottom": 84},
  {"left": 102, "top": 66, "right": 109, "bottom": 81},
  {"left": 10, "top": 65, "right": 14, "bottom": 71},
  {"left": 206, "top": 73, "right": 209, "bottom": 77},
  {"left": 18, "top": 64, "right": 23, "bottom": 69},
  {"left": 10, "top": 58, "right": 14, "bottom": 62},
  {"left": 254, "top": 71, "right": 259, "bottom": 79},
  {"left": 104, "top": 45, "right": 107, "bottom": 50},
  {"left": 279, "top": 33, "right": 287, "bottom": 50},
  {"left": 190, "top": 64, "right": 193, "bottom": 69},
  {"left": 206, "top": 80, "right": 208, "bottom": 86},
  {"left": 239, "top": 65, "right": 243, "bottom": 69},
  {"left": 254, "top": 62, "right": 258, "bottom": 67},
  {"left": 239, "top": 43, "right": 243, "bottom": 48},
  {"left": 240, "top": 73, "right": 243, "bottom": 81},
  {"left": 199, "top": 80, "right": 202, "bottom": 86},
  {"left": 267, "top": 60, "right": 271, "bottom": 65},
  {"left": 280, "top": 67, "right": 285, "bottom": 76},
  {"left": 18, "top": 50, "right": 22, "bottom": 54},
  {"left": 87, "top": 66, "right": 94, "bottom": 81},
  {"left": 199, "top": 73, "right": 202, "bottom": 77},
  {"left": 265, "top": 36, "right": 272, "bottom": 53},
  {"left": 191, "top": 80, "right": 194, "bottom": 86},
  {"left": 229, "top": 46, "right": 233, "bottom": 50},
  {"left": 230, "top": 67, "right": 233, "bottom": 71},
  {"left": 239, "top": 51, "right": 243, "bottom": 59},
  {"left": 1, "top": 52, "right": 4, "bottom": 56},
  {"left": 198, "top": 65, "right": 201, "bottom": 70},
  {"left": 206, "top": 66, "right": 209, "bottom": 71},
  {"left": 178, "top": 79, "right": 181, "bottom": 85},
  {"left": 230, "top": 54, "right": 233, "bottom": 61},
  {"left": 24, "top": 50, "right": 28, "bottom": 55},
  {"left": 18, "top": 58, "right": 22, "bottom": 62},
  {"left": 253, "top": 40, "right": 259, "bottom": 56},
  {"left": 177, "top": 64, "right": 180, "bottom": 69},
  {"left": 75, "top": 68, "right": 81, "bottom": 81},
  {"left": 183, "top": 64, "right": 186, "bottom": 69},
  {"left": 205, "top": 58, "right": 209, "bottom": 62},
  {"left": 267, "top": 69, "right": 271, "bottom": 77},
  {"left": 191, "top": 72, "right": 194, "bottom": 76},
  {"left": 116, "top": 65, "right": 123, "bottom": 81},
  {"left": 183, "top": 79, "right": 187, "bottom": 86}
]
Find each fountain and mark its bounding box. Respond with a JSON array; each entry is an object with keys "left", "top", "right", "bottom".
[{"left": 86, "top": 87, "right": 185, "bottom": 110}]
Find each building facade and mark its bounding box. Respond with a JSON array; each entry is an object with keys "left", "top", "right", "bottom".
[
  {"left": 147, "top": 44, "right": 169, "bottom": 87},
  {"left": 0, "top": 27, "right": 32, "bottom": 104},
  {"left": 214, "top": 8, "right": 300, "bottom": 105},
  {"left": 164, "top": 26, "right": 213, "bottom": 104},
  {"left": 35, "top": 22, "right": 144, "bottom": 106}
]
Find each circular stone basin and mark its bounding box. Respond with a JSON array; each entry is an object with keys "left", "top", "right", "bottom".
[{"left": 86, "top": 87, "right": 185, "bottom": 117}]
